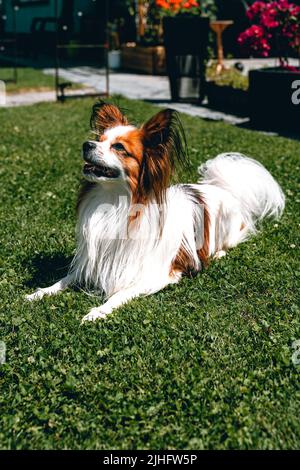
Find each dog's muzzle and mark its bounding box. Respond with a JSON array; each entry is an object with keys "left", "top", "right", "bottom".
[{"left": 82, "top": 141, "right": 120, "bottom": 179}]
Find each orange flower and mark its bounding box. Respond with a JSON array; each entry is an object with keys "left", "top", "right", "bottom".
[
  {"left": 156, "top": 0, "right": 200, "bottom": 13},
  {"left": 156, "top": 0, "right": 170, "bottom": 8}
]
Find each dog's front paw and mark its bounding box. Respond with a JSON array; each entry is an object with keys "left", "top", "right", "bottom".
[
  {"left": 214, "top": 250, "right": 227, "bottom": 260},
  {"left": 25, "top": 289, "right": 44, "bottom": 302},
  {"left": 81, "top": 306, "right": 111, "bottom": 324}
]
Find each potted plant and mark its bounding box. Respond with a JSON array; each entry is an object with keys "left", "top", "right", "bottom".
[
  {"left": 206, "top": 64, "right": 249, "bottom": 114},
  {"left": 158, "top": 0, "right": 210, "bottom": 47},
  {"left": 155, "top": 0, "right": 212, "bottom": 101},
  {"left": 238, "top": 0, "right": 300, "bottom": 131}
]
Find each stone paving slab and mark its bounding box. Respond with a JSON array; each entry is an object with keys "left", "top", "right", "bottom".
[
  {"left": 5, "top": 90, "right": 56, "bottom": 107},
  {"left": 4, "top": 87, "right": 96, "bottom": 107},
  {"left": 43, "top": 66, "right": 170, "bottom": 101},
  {"left": 225, "top": 57, "right": 299, "bottom": 75},
  {"left": 156, "top": 102, "right": 248, "bottom": 125}
]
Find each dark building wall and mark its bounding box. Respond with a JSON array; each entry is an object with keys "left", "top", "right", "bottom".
[{"left": 2, "top": 0, "right": 106, "bottom": 34}]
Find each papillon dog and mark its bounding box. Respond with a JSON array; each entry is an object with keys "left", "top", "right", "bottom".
[{"left": 26, "top": 102, "right": 285, "bottom": 323}]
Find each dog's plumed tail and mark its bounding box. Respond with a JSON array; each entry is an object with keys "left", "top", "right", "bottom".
[{"left": 198, "top": 153, "right": 285, "bottom": 234}]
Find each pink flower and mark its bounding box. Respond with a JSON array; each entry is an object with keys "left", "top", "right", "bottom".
[
  {"left": 261, "top": 4, "right": 279, "bottom": 29},
  {"left": 277, "top": 0, "right": 292, "bottom": 11},
  {"left": 238, "top": 0, "right": 300, "bottom": 65},
  {"left": 238, "top": 25, "right": 271, "bottom": 57},
  {"left": 246, "top": 1, "right": 268, "bottom": 22}
]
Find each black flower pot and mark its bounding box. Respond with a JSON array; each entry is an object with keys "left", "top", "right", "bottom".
[
  {"left": 163, "top": 16, "right": 210, "bottom": 103},
  {"left": 249, "top": 67, "right": 300, "bottom": 132},
  {"left": 206, "top": 82, "right": 248, "bottom": 115}
]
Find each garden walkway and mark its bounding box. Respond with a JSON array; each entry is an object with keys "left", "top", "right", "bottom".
[
  {"left": 42, "top": 65, "right": 249, "bottom": 125},
  {"left": 4, "top": 58, "right": 299, "bottom": 128}
]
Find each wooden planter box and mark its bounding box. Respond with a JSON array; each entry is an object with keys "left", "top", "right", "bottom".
[
  {"left": 207, "top": 82, "right": 249, "bottom": 115},
  {"left": 121, "top": 45, "right": 165, "bottom": 75},
  {"left": 249, "top": 67, "right": 300, "bottom": 131}
]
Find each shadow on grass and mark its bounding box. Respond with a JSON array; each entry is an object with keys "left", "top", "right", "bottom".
[
  {"left": 23, "top": 253, "right": 73, "bottom": 289},
  {"left": 236, "top": 120, "right": 300, "bottom": 141}
]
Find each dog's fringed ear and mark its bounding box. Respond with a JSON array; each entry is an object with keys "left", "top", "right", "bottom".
[
  {"left": 139, "top": 109, "right": 188, "bottom": 204},
  {"left": 142, "top": 108, "right": 188, "bottom": 168},
  {"left": 90, "top": 101, "right": 128, "bottom": 136}
]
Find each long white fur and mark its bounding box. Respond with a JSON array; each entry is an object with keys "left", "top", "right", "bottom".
[
  {"left": 198, "top": 153, "right": 285, "bottom": 234},
  {"left": 71, "top": 182, "right": 203, "bottom": 297},
  {"left": 26, "top": 152, "right": 285, "bottom": 323}
]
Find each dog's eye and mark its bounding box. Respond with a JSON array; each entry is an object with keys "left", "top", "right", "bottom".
[{"left": 111, "top": 143, "right": 126, "bottom": 152}]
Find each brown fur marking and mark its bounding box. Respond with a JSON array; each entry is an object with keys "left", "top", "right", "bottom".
[
  {"left": 171, "top": 245, "right": 199, "bottom": 278},
  {"left": 91, "top": 102, "right": 128, "bottom": 138},
  {"left": 170, "top": 186, "right": 210, "bottom": 277}
]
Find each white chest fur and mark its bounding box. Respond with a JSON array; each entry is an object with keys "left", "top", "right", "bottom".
[{"left": 71, "top": 183, "right": 203, "bottom": 297}]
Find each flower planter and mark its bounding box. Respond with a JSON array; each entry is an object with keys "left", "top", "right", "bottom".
[
  {"left": 207, "top": 82, "right": 248, "bottom": 115},
  {"left": 249, "top": 67, "right": 300, "bottom": 131},
  {"left": 121, "top": 45, "right": 165, "bottom": 75},
  {"left": 163, "top": 16, "right": 210, "bottom": 102}
]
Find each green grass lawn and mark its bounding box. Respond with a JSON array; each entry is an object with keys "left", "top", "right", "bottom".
[
  {"left": 0, "top": 97, "right": 299, "bottom": 450},
  {"left": 0, "top": 67, "right": 83, "bottom": 93}
]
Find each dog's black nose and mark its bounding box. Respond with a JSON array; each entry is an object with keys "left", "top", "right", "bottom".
[{"left": 82, "top": 141, "right": 96, "bottom": 154}]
